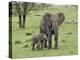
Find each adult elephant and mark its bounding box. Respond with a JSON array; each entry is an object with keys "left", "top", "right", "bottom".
[{"left": 40, "top": 12, "right": 65, "bottom": 49}]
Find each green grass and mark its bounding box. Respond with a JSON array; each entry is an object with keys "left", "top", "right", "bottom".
[{"left": 11, "top": 6, "right": 78, "bottom": 58}]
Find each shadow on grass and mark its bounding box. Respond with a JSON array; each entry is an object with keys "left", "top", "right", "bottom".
[
  {"left": 23, "top": 44, "right": 29, "bottom": 48},
  {"left": 25, "top": 39, "right": 32, "bottom": 42},
  {"left": 66, "top": 32, "right": 72, "bottom": 35},
  {"left": 15, "top": 40, "right": 22, "bottom": 44},
  {"left": 25, "top": 32, "right": 32, "bottom": 36}
]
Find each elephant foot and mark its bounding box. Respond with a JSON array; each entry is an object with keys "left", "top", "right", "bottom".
[
  {"left": 48, "top": 47, "right": 52, "bottom": 49},
  {"left": 54, "top": 44, "right": 58, "bottom": 49},
  {"left": 48, "top": 45, "right": 52, "bottom": 49},
  {"left": 44, "top": 45, "right": 47, "bottom": 48},
  {"left": 41, "top": 48, "right": 43, "bottom": 50},
  {"left": 48, "top": 46, "right": 52, "bottom": 49},
  {"left": 54, "top": 46, "right": 58, "bottom": 50}
]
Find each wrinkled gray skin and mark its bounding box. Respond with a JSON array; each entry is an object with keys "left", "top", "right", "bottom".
[
  {"left": 32, "top": 33, "right": 48, "bottom": 51},
  {"left": 40, "top": 12, "right": 65, "bottom": 49}
]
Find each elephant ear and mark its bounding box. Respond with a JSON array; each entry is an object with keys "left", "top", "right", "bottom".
[{"left": 57, "top": 12, "right": 65, "bottom": 25}]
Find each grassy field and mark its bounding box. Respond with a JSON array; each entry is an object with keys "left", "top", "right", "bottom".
[{"left": 11, "top": 6, "right": 78, "bottom": 58}]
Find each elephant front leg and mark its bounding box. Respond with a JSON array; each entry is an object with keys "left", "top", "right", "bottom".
[
  {"left": 54, "top": 37, "right": 58, "bottom": 49},
  {"left": 54, "top": 26, "right": 58, "bottom": 49},
  {"left": 46, "top": 28, "right": 52, "bottom": 49},
  {"left": 48, "top": 39, "right": 52, "bottom": 49},
  {"left": 47, "top": 35, "right": 52, "bottom": 49}
]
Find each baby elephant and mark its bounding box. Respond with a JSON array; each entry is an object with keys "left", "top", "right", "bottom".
[{"left": 32, "top": 33, "right": 48, "bottom": 51}]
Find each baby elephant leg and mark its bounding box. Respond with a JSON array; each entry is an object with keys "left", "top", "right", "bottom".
[
  {"left": 37, "top": 40, "right": 41, "bottom": 51},
  {"left": 41, "top": 41, "right": 44, "bottom": 50},
  {"left": 32, "top": 43, "right": 35, "bottom": 51}
]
